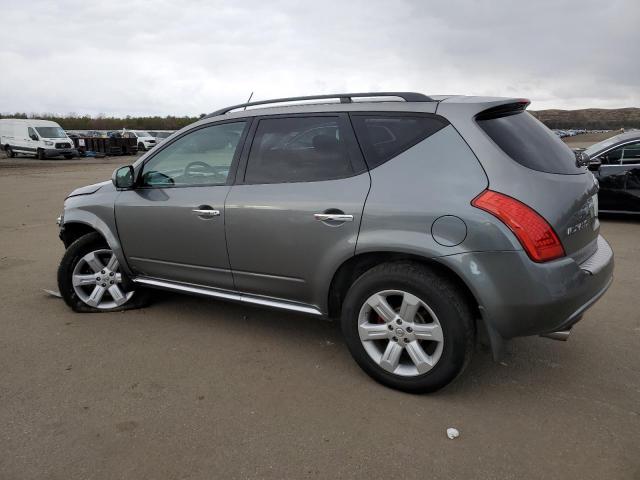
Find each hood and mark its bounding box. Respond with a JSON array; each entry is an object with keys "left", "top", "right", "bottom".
[{"left": 67, "top": 180, "right": 111, "bottom": 198}]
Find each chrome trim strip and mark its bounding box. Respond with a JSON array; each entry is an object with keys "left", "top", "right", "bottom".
[
  {"left": 133, "top": 277, "right": 240, "bottom": 301},
  {"left": 132, "top": 277, "right": 323, "bottom": 316},
  {"left": 239, "top": 295, "right": 322, "bottom": 315}
]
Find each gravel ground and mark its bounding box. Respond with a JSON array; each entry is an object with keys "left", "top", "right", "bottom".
[{"left": 0, "top": 155, "right": 638, "bottom": 480}]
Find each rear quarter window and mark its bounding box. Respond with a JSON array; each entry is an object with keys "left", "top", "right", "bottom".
[
  {"left": 351, "top": 114, "right": 449, "bottom": 169},
  {"left": 477, "top": 111, "right": 582, "bottom": 174}
]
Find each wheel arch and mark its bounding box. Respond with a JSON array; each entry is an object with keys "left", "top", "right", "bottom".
[
  {"left": 60, "top": 211, "right": 132, "bottom": 275},
  {"left": 60, "top": 221, "right": 101, "bottom": 248},
  {"left": 326, "top": 251, "right": 496, "bottom": 355}
]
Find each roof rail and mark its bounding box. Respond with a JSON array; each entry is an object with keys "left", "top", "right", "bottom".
[{"left": 207, "top": 92, "right": 434, "bottom": 117}]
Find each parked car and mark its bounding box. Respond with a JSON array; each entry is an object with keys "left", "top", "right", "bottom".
[
  {"left": 124, "top": 130, "right": 157, "bottom": 151},
  {"left": 56, "top": 92, "right": 613, "bottom": 393},
  {"left": 1, "top": 119, "right": 77, "bottom": 159},
  {"left": 152, "top": 131, "right": 174, "bottom": 143},
  {"left": 583, "top": 131, "right": 640, "bottom": 213}
]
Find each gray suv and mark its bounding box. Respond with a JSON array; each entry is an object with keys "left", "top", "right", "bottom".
[{"left": 56, "top": 92, "right": 614, "bottom": 392}]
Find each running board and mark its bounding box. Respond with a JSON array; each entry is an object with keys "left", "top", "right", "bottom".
[{"left": 132, "top": 277, "right": 323, "bottom": 316}]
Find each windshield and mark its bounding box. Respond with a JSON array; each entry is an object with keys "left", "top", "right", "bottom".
[
  {"left": 135, "top": 131, "right": 152, "bottom": 137},
  {"left": 156, "top": 132, "right": 172, "bottom": 138},
  {"left": 584, "top": 135, "right": 623, "bottom": 157},
  {"left": 35, "top": 126, "right": 67, "bottom": 138}
]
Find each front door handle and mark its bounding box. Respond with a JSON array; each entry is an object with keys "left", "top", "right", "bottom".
[
  {"left": 314, "top": 213, "right": 354, "bottom": 222},
  {"left": 192, "top": 207, "right": 220, "bottom": 218}
]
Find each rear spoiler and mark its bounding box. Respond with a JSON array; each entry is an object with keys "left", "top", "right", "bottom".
[{"left": 475, "top": 99, "right": 531, "bottom": 120}]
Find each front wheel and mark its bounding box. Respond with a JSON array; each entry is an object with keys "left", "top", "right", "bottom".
[
  {"left": 341, "top": 262, "right": 475, "bottom": 393},
  {"left": 37, "top": 149, "right": 45, "bottom": 160},
  {"left": 57, "top": 232, "right": 147, "bottom": 312},
  {"left": 64, "top": 154, "right": 74, "bottom": 159},
  {"left": 138, "top": 142, "right": 146, "bottom": 152}
]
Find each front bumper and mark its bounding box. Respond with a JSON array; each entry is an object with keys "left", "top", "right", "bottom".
[
  {"left": 440, "top": 234, "right": 614, "bottom": 340},
  {"left": 44, "top": 148, "right": 78, "bottom": 158}
]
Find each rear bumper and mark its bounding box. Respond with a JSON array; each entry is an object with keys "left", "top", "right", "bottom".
[{"left": 439, "top": 235, "right": 614, "bottom": 340}]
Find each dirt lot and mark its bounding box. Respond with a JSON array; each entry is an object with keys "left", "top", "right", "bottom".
[
  {"left": 0, "top": 156, "right": 639, "bottom": 480},
  {"left": 562, "top": 130, "right": 622, "bottom": 149}
]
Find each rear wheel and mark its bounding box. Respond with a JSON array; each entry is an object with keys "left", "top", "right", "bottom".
[
  {"left": 58, "top": 232, "right": 147, "bottom": 312},
  {"left": 341, "top": 262, "right": 475, "bottom": 393},
  {"left": 5, "top": 146, "right": 15, "bottom": 158}
]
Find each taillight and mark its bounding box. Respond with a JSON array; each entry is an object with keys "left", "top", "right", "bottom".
[{"left": 472, "top": 189, "right": 565, "bottom": 262}]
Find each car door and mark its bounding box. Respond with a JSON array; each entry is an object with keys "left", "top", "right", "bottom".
[
  {"left": 619, "top": 141, "right": 640, "bottom": 212},
  {"left": 115, "top": 120, "right": 250, "bottom": 289},
  {"left": 225, "top": 114, "right": 370, "bottom": 308},
  {"left": 26, "top": 127, "right": 39, "bottom": 155},
  {"left": 596, "top": 141, "right": 640, "bottom": 212},
  {"left": 12, "top": 125, "right": 32, "bottom": 155}
]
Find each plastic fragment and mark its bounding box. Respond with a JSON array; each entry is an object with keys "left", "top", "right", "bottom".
[{"left": 446, "top": 427, "right": 460, "bottom": 440}]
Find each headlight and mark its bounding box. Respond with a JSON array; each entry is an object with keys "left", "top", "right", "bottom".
[{"left": 45, "top": 141, "right": 54, "bottom": 146}]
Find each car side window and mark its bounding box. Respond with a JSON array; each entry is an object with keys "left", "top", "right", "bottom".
[
  {"left": 244, "top": 117, "right": 354, "bottom": 184},
  {"left": 28, "top": 127, "right": 37, "bottom": 139},
  {"left": 621, "top": 142, "right": 640, "bottom": 165},
  {"left": 603, "top": 146, "right": 623, "bottom": 164},
  {"left": 141, "top": 121, "right": 247, "bottom": 187},
  {"left": 351, "top": 114, "right": 449, "bottom": 169}
]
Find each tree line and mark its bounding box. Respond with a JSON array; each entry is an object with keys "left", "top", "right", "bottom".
[
  {"left": 2, "top": 108, "right": 639, "bottom": 131},
  {"left": 0, "top": 113, "right": 206, "bottom": 131}
]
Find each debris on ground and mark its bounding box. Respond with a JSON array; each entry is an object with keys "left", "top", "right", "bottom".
[
  {"left": 446, "top": 428, "right": 460, "bottom": 440},
  {"left": 43, "top": 289, "right": 62, "bottom": 298}
]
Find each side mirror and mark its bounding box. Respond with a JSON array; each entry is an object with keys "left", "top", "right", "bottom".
[
  {"left": 30, "top": 134, "right": 38, "bottom": 141},
  {"left": 588, "top": 157, "right": 602, "bottom": 171},
  {"left": 112, "top": 165, "right": 135, "bottom": 189}
]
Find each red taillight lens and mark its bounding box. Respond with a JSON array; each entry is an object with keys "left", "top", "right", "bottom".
[{"left": 472, "top": 190, "right": 565, "bottom": 262}]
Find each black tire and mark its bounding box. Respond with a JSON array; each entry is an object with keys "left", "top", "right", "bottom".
[
  {"left": 64, "top": 154, "right": 74, "bottom": 159},
  {"left": 37, "top": 149, "right": 45, "bottom": 160},
  {"left": 5, "top": 146, "right": 15, "bottom": 158},
  {"left": 138, "top": 142, "right": 146, "bottom": 152},
  {"left": 340, "top": 262, "right": 475, "bottom": 393},
  {"left": 57, "top": 232, "right": 149, "bottom": 313}
]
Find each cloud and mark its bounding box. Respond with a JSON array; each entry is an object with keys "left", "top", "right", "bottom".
[{"left": 0, "top": 0, "right": 638, "bottom": 115}]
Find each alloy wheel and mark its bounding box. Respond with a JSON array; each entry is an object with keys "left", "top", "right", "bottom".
[
  {"left": 358, "top": 290, "right": 444, "bottom": 376},
  {"left": 71, "top": 249, "right": 134, "bottom": 309}
]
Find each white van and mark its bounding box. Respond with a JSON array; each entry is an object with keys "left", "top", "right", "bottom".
[{"left": 0, "top": 119, "right": 78, "bottom": 159}]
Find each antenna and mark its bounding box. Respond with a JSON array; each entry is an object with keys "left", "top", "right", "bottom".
[{"left": 243, "top": 92, "right": 254, "bottom": 111}]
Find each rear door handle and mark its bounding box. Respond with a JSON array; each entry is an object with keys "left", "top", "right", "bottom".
[
  {"left": 314, "top": 213, "right": 354, "bottom": 222},
  {"left": 192, "top": 208, "right": 220, "bottom": 218}
]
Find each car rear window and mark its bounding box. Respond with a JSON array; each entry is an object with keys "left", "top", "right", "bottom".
[
  {"left": 477, "top": 111, "right": 582, "bottom": 174},
  {"left": 351, "top": 115, "right": 449, "bottom": 169}
]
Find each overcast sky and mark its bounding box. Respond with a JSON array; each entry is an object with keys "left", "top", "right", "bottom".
[{"left": 0, "top": 0, "right": 638, "bottom": 116}]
